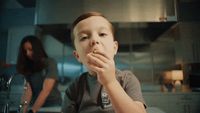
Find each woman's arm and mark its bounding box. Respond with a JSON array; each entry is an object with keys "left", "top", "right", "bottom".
[
  {"left": 31, "top": 78, "right": 56, "bottom": 113},
  {"left": 21, "top": 82, "right": 32, "bottom": 113}
]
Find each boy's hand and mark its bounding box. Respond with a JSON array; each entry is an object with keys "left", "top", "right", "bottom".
[{"left": 87, "top": 50, "right": 117, "bottom": 86}]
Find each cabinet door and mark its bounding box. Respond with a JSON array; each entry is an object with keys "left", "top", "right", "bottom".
[
  {"left": 190, "top": 103, "right": 200, "bottom": 113},
  {"left": 143, "top": 92, "right": 200, "bottom": 113},
  {"left": 143, "top": 93, "right": 168, "bottom": 112},
  {"left": 164, "top": 94, "right": 183, "bottom": 113},
  {"left": 175, "top": 93, "right": 200, "bottom": 113},
  {"left": 188, "top": 94, "right": 200, "bottom": 113}
]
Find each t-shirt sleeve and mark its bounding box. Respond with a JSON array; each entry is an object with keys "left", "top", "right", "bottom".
[
  {"left": 45, "top": 58, "right": 59, "bottom": 80},
  {"left": 121, "top": 70, "right": 147, "bottom": 108}
]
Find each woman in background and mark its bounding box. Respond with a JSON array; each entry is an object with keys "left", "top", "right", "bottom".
[{"left": 16, "top": 35, "right": 62, "bottom": 113}]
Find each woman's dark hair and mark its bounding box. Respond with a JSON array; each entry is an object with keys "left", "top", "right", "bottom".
[
  {"left": 71, "top": 11, "right": 115, "bottom": 47},
  {"left": 16, "top": 35, "right": 48, "bottom": 75}
]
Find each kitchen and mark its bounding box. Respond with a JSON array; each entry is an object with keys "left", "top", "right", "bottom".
[{"left": 0, "top": 0, "right": 200, "bottom": 113}]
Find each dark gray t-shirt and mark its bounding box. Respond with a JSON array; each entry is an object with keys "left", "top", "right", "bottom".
[
  {"left": 25, "top": 57, "right": 62, "bottom": 106},
  {"left": 62, "top": 69, "right": 146, "bottom": 113}
]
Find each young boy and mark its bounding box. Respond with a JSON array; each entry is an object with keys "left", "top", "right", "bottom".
[{"left": 62, "top": 12, "right": 146, "bottom": 113}]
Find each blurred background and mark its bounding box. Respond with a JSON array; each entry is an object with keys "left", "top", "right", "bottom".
[{"left": 0, "top": 0, "right": 200, "bottom": 113}]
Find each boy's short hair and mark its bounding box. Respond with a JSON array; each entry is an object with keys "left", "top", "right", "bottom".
[{"left": 70, "top": 11, "right": 115, "bottom": 47}]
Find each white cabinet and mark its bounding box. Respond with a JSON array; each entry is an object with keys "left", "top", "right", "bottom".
[{"left": 143, "top": 92, "right": 200, "bottom": 113}]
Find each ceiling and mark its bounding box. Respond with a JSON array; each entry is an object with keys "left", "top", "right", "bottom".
[{"left": 16, "top": 0, "right": 36, "bottom": 8}]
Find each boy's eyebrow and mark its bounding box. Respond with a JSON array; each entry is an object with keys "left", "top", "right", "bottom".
[
  {"left": 75, "top": 25, "right": 111, "bottom": 36},
  {"left": 99, "top": 25, "right": 112, "bottom": 31},
  {"left": 99, "top": 27, "right": 111, "bottom": 32},
  {"left": 77, "top": 30, "right": 89, "bottom": 36}
]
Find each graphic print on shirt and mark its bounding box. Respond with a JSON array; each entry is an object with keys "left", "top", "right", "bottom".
[{"left": 101, "top": 87, "right": 112, "bottom": 109}]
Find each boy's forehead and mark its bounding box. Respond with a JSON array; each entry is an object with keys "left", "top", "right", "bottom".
[{"left": 73, "top": 16, "right": 111, "bottom": 33}]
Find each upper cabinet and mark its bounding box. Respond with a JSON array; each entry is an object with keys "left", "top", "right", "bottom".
[{"left": 35, "top": 0, "right": 177, "bottom": 24}]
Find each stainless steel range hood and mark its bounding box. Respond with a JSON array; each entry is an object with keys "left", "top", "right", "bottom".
[
  {"left": 35, "top": 0, "right": 177, "bottom": 24},
  {"left": 36, "top": 0, "right": 178, "bottom": 53}
]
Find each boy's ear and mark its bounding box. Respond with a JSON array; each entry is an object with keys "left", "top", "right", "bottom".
[
  {"left": 114, "top": 41, "right": 118, "bottom": 55},
  {"left": 73, "top": 50, "right": 82, "bottom": 63}
]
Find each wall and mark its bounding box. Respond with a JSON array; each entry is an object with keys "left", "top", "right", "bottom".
[
  {"left": 177, "top": 22, "right": 200, "bottom": 63},
  {"left": 0, "top": 6, "right": 35, "bottom": 64},
  {"left": 0, "top": 8, "right": 35, "bottom": 30},
  {"left": 6, "top": 26, "right": 36, "bottom": 64}
]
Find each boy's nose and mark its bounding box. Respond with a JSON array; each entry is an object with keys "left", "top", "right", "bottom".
[
  {"left": 90, "top": 40, "right": 99, "bottom": 46},
  {"left": 90, "top": 35, "right": 100, "bottom": 46}
]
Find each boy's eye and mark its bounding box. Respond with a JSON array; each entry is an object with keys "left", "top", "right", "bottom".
[
  {"left": 99, "top": 33, "right": 107, "bottom": 37},
  {"left": 80, "top": 36, "right": 88, "bottom": 41}
]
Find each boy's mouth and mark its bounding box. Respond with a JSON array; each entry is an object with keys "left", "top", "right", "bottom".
[
  {"left": 88, "top": 48, "right": 97, "bottom": 54},
  {"left": 91, "top": 46, "right": 102, "bottom": 53},
  {"left": 92, "top": 49, "right": 97, "bottom": 53}
]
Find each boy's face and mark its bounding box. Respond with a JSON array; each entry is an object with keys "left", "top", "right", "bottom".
[{"left": 73, "top": 16, "right": 118, "bottom": 70}]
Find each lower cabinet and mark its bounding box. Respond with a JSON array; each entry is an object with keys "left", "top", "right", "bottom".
[{"left": 143, "top": 92, "right": 200, "bottom": 113}]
